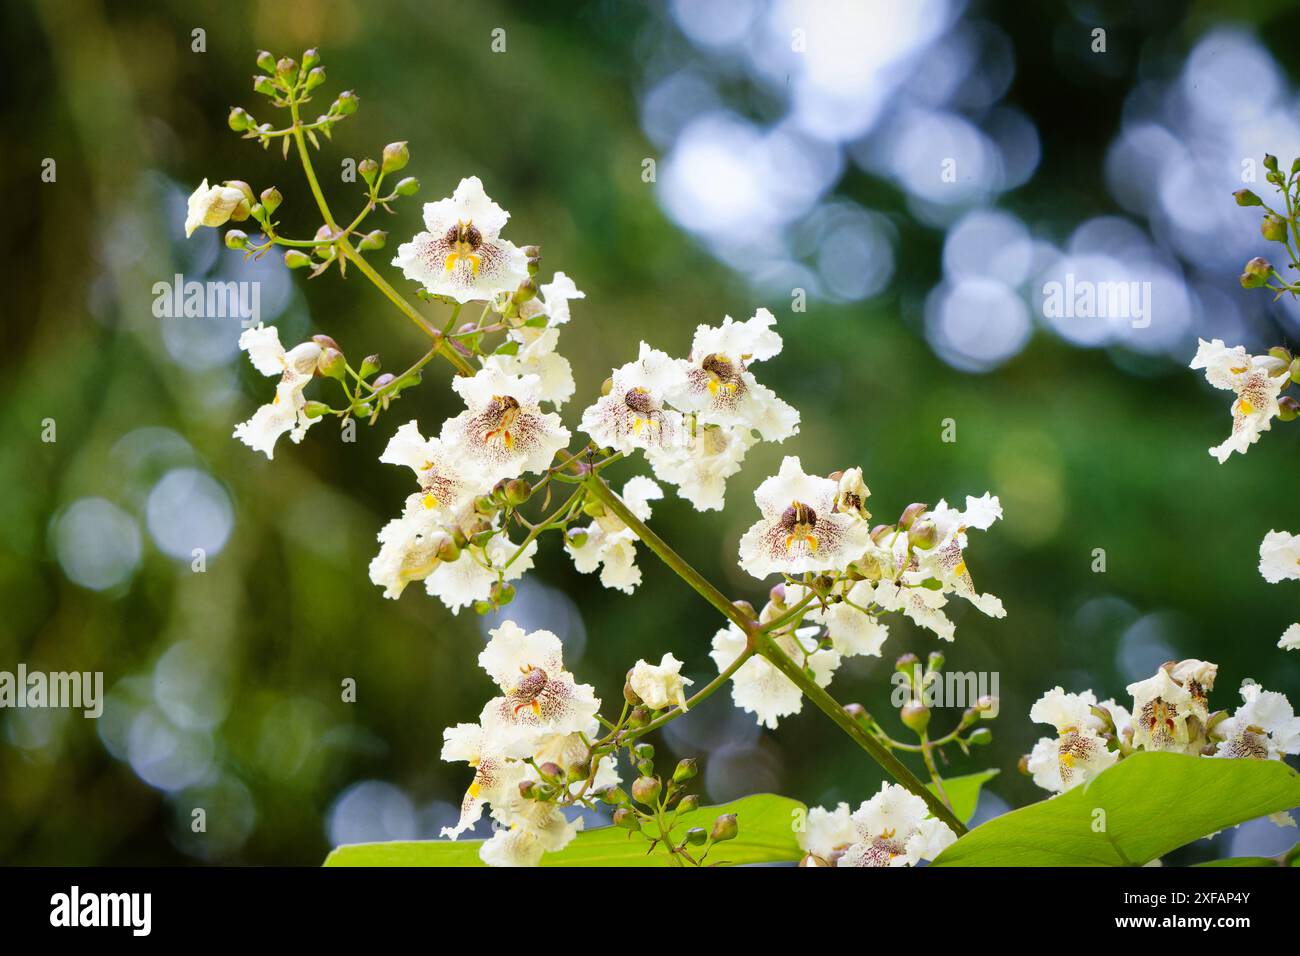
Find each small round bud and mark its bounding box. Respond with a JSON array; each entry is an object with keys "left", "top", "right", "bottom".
[
  {"left": 394, "top": 176, "right": 420, "bottom": 197},
  {"left": 581, "top": 498, "right": 606, "bottom": 519},
  {"left": 684, "top": 827, "right": 708, "bottom": 847},
  {"left": 908, "top": 517, "right": 938, "bottom": 549},
  {"left": 1279, "top": 395, "right": 1299, "bottom": 422},
  {"left": 598, "top": 786, "right": 628, "bottom": 806},
  {"left": 627, "top": 707, "right": 650, "bottom": 730},
  {"left": 843, "top": 702, "right": 868, "bottom": 723},
  {"left": 732, "top": 599, "right": 756, "bottom": 619},
  {"left": 358, "top": 158, "right": 379, "bottom": 186},
  {"left": 302, "top": 48, "right": 321, "bottom": 70},
  {"left": 1241, "top": 256, "right": 1273, "bottom": 288},
  {"left": 870, "top": 523, "right": 896, "bottom": 543},
  {"left": 926, "top": 650, "right": 945, "bottom": 673},
  {"left": 504, "top": 478, "right": 531, "bottom": 506},
  {"left": 259, "top": 187, "right": 282, "bottom": 216},
  {"left": 382, "top": 141, "right": 410, "bottom": 174},
  {"left": 317, "top": 347, "right": 346, "bottom": 379},
  {"left": 677, "top": 794, "right": 700, "bottom": 814},
  {"left": 672, "top": 758, "right": 698, "bottom": 784},
  {"left": 371, "top": 372, "right": 397, "bottom": 391},
  {"left": 517, "top": 779, "right": 537, "bottom": 800},
  {"left": 228, "top": 107, "right": 255, "bottom": 132},
  {"left": 359, "top": 354, "right": 381, "bottom": 377},
  {"left": 600, "top": 377, "right": 613, "bottom": 396},
  {"left": 358, "top": 229, "right": 387, "bottom": 251},
  {"left": 1290, "top": 356, "right": 1300, "bottom": 384},
  {"left": 304, "top": 66, "right": 327, "bottom": 92},
  {"left": 284, "top": 250, "right": 313, "bottom": 269},
  {"left": 967, "top": 727, "right": 993, "bottom": 746},
  {"left": 275, "top": 57, "right": 299, "bottom": 85},
  {"left": 768, "top": 582, "right": 787, "bottom": 607},
  {"left": 538, "top": 762, "right": 564, "bottom": 782},
  {"left": 435, "top": 536, "right": 461, "bottom": 563},
  {"left": 566, "top": 529, "right": 588, "bottom": 549},
  {"left": 253, "top": 75, "right": 277, "bottom": 97},
  {"left": 898, "top": 502, "right": 929, "bottom": 530},
  {"left": 613, "top": 808, "right": 641, "bottom": 831},
  {"left": 710, "top": 813, "right": 738, "bottom": 843},
  {"left": 895, "top": 653, "right": 920, "bottom": 675},
  {"left": 631, "top": 776, "right": 661, "bottom": 806},
  {"left": 303, "top": 401, "right": 330, "bottom": 419},
  {"left": 1262, "top": 214, "right": 1289, "bottom": 242},
  {"left": 1233, "top": 188, "right": 1263, "bottom": 207},
  {"left": 636, "top": 759, "right": 654, "bottom": 777},
  {"left": 1264, "top": 153, "right": 1279, "bottom": 172},
  {"left": 633, "top": 743, "right": 655, "bottom": 761},
  {"left": 1018, "top": 754, "right": 1031, "bottom": 776},
  {"left": 333, "top": 90, "right": 359, "bottom": 115},
  {"left": 1268, "top": 345, "right": 1293, "bottom": 365},
  {"left": 256, "top": 50, "right": 277, "bottom": 72},
  {"left": 224, "top": 230, "right": 249, "bottom": 251},
  {"left": 900, "top": 700, "right": 931, "bottom": 732},
  {"left": 622, "top": 678, "right": 641, "bottom": 706},
  {"left": 489, "top": 581, "right": 515, "bottom": 607}
]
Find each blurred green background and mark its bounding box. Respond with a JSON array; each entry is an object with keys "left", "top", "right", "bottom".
[{"left": 2, "top": 0, "right": 1298, "bottom": 865}]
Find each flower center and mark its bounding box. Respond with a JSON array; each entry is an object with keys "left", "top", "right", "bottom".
[
  {"left": 701, "top": 353, "right": 743, "bottom": 396},
  {"left": 780, "top": 501, "right": 819, "bottom": 553},
  {"left": 443, "top": 220, "right": 485, "bottom": 275},
  {"left": 483, "top": 395, "right": 522, "bottom": 449},
  {"left": 511, "top": 665, "right": 549, "bottom": 716}
]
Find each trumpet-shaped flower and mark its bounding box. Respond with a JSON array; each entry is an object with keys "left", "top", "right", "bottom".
[
  {"left": 670, "top": 309, "right": 800, "bottom": 443},
  {"left": 645, "top": 420, "right": 756, "bottom": 512},
  {"left": 1215, "top": 679, "right": 1300, "bottom": 761},
  {"left": 628, "top": 652, "right": 693, "bottom": 711},
  {"left": 565, "top": 476, "right": 662, "bottom": 594},
  {"left": 1189, "top": 338, "right": 1288, "bottom": 463},
  {"left": 439, "top": 722, "right": 518, "bottom": 839},
  {"left": 580, "top": 343, "right": 686, "bottom": 455},
  {"left": 837, "top": 783, "right": 956, "bottom": 867},
  {"left": 797, "top": 802, "right": 856, "bottom": 866},
  {"left": 185, "top": 178, "right": 247, "bottom": 237},
  {"left": 379, "top": 420, "right": 485, "bottom": 520},
  {"left": 441, "top": 367, "right": 570, "bottom": 484},
  {"left": 737, "top": 456, "right": 871, "bottom": 578},
  {"left": 710, "top": 623, "right": 840, "bottom": 729},
  {"left": 1127, "top": 666, "right": 1199, "bottom": 754},
  {"left": 1028, "top": 687, "right": 1117, "bottom": 791},
  {"left": 392, "top": 176, "right": 529, "bottom": 303},
  {"left": 232, "top": 324, "right": 322, "bottom": 459},
  {"left": 484, "top": 273, "right": 586, "bottom": 408},
  {"left": 785, "top": 581, "right": 889, "bottom": 658},
  {"left": 906, "top": 495, "right": 1005, "bottom": 619},
  {"left": 368, "top": 508, "right": 453, "bottom": 599}
]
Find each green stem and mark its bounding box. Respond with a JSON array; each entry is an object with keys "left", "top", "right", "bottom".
[{"left": 753, "top": 632, "right": 965, "bottom": 835}]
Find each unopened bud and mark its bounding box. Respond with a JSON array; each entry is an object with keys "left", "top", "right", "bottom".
[
  {"left": 870, "top": 523, "right": 896, "bottom": 543},
  {"left": 284, "top": 250, "right": 313, "bottom": 269},
  {"left": 732, "top": 599, "right": 756, "bottom": 619},
  {"left": 710, "top": 813, "right": 738, "bottom": 843},
  {"left": 394, "top": 176, "right": 420, "bottom": 196},
  {"left": 613, "top": 807, "right": 640, "bottom": 831},
  {"left": 598, "top": 786, "right": 628, "bottom": 806},
  {"left": 228, "top": 107, "right": 255, "bottom": 132},
  {"left": 504, "top": 478, "right": 531, "bottom": 506},
  {"left": 1264, "top": 153, "right": 1279, "bottom": 172},
  {"left": 1279, "top": 395, "right": 1299, "bottom": 422},
  {"left": 304, "top": 66, "right": 326, "bottom": 92},
  {"left": 1261, "top": 214, "right": 1289, "bottom": 242},
  {"left": 926, "top": 650, "right": 945, "bottom": 673},
  {"left": 898, "top": 502, "right": 929, "bottom": 530},
  {"left": 1233, "top": 188, "right": 1263, "bottom": 207},
  {"left": 259, "top": 187, "right": 282, "bottom": 215},
  {"left": 489, "top": 581, "right": 515, "bottom": 607},
  {"left": 358, "top": 158, "right": 379, "bottom": 186},
  {"left": 224, "top": 230, "right": 249, "bottom": 251},
  {"left": 672, "top": 758, "right": 698, "bottom": 784},
  {"left": 333, "top": 90, "right": 359, "bottom": 115},
  {"left": 382, "top": 141, "right": 410, "bottom": 174},
  {"left": 967, "top": 727, "right": 993, "bottom": 746},
  {"left": 1241, "top": 256, "right": 1273, "bottom": 288},
  {"left": 256, "top": 50, "right": 276, "bottom": 72},
  {"left": 303, "top": 401, "right": 330, "bottom": 419},
  {"left": 900, "top": 700, "right": 931, "bottom": 732},
  {"left": 676, "top": 794, "right": 700, "bottom": 814},
  {"left": 684, "top": 827, "right": 708, "bottom": 847},
  {"left": 895, "top": 653, "right": 920, "bottom": 675},
  {"left": 317, "top": 347, "right": 346, "bottom": 379},
  {"left": 631, "top": 776, "right": 661, "bottom": 806},
  {"left": 627, "top": 706, "right": 650, "bottom": 730},
  {"left": 358, "top": 229, "right": 387, "bottom": 251},
  {"left": 768, "top": 582, "right": 787, "bottom": 607},
  {"left": 908, "top": 518, "right": 938, "bottom": 549},
  {"left": 253, "top": 75, "right": 277, "bottom": 97},
  {"left": 275, "top": 57, "right": 299, "bottom": 85},
  {"left": 302, "top": 48, "right": 321, "bottom": 70},
  {"left": 359, "top": 354, "right": 381, "bottom": 377}
]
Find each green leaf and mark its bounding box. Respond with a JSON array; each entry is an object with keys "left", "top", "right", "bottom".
[
  {"left": 932, "top": 753, "right": 1300, "bottom": 867},
  {"left": 928, "top": 768, "right": 998, "bottom": 824},
  {"left": 1196, "top": 842, "right": 1299, "bottom": 867},
  {"left": 323, "top": 793, "right": 806, "bottom": 867}
]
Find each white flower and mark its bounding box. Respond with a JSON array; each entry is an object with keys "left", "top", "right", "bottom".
[
  {"left": 391, "top": 176, "right": 529, "bottom": 303},
  {"left": 1215, "top": 679, "right": 1300, "bottom": 761},
  {"left": 798, "top": 803, "right": 856, "bottom": 865},
  {"left": 424, "top": 531, "right": 536, "bottom": 614},
  {"left": 837, "top": 783, "right": 957, "bottom": 867},
  {"left": 1260, "top": 530, "right": 1300, "bottom": 584},
  {"left": 867, "top": 578, "right": 955, "bottom": 642},
  {"left": 1190, "top": 338, "right": 1288, "bottom": 463},
  {"left": 737, "top": 456, "right": 871, "bottom": 578},
  {"left": 515, "top": 271, "right": 585, "bottom": 327},
  {"left": 477, "top": 621, "right": 600, "bottom": 753},
  {"left": 788, "top": 581, "right": 889, "bottom": 658},
  {"left": 484, "top": 273, "right": 585, "bottom": 408},
  {"left": 629, "top": 652, "right": 693, "bottom": 711},
  {"left": 184, "top": 178, "right": 246, "bottom": 237},
  {"left": 479, "top": 784, "right": 583, "bottom": 867},
  {"left": 1280, "top": 623, "right": 1300, "bottom": 651},
  {"left": 368, "top": 508, "right": 452, "bottom": 599},
  {"left": 645, "top": 420, "right": 756, "bottom": 512},
  {"left": 441, "top": 367, "right": 570, "bottom": 484},
  {"left": 580, "top": 343, "right": 686, "bottom": 455},
  {"left": 1127, "top": 666, "right": 1198, "bottom": 753},
  {"left": 710, "top": 623, "right": 840, "bottom": 729},
  {"left": 439, "top": 722, "right": 518, "bottom": 839},
  {"left": 232, "top": 324, "right": 322, "bottom": 459},
  {"left": 670, "top": 308, "right": 800, "bottom": 443},
  {"left": 379, "top": 420, "right": 486, "bottom": 520},
  {"left": 833, "top": 467, "right": 872, "bottom": 518},
  {"left": 1028, "top": 687, "right": 1117, "bottom": 791},
  {"left": 565, "top": 476, "right": 661, "bottom": 594},
  {"left": 906, "top": 495, "right": 1005, "bottom": 619}
]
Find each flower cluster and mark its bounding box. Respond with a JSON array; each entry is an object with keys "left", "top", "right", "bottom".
[
  {"left": 440, "top": 621, "right": 611, "bottom": 865},
  {"left": 580, "top": 308, "right": 799, "bottom": 511},
  {"left": 712, "top": 462, "right": 1003, "bottom": 728},
  {"left": 1026, "top": 659, "right": 1300, "bottom": 819},
  {"left": 798, "top": 783, "right": 957, "bottom": 867}
]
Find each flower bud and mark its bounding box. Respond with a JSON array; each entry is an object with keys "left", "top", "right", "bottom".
[
  {"left": 926, "top": 650, "right": 945, "bottom": 673},
  {"left": 843, "top": 702, "right": 869, "bottom": 723},
  {"left": 489, "top": 581, "right": 515, "bottom": 607},
  {"left": 1261, "top": 214, "right": 1289, "bottom": 242},
  {"left": 768, "top": 582, "right": 787, "bottom": 608},
  {"left": 394, "top": 176, "right": 420, "bottom": 197},
  {"left": 631, "top": 776, "right": 661, "bottom": 806},
  {"left": 1241, "top": 256, "right": 1273, "bottom": 288},
  {"left": 967, "top": 727, "right": 993, "bottom": 746},
  {"left": 732, "top": 599, "right": 756, "bottom": 619},
  {"left": 623, "top": 677, "right": 641, "bottom": 706},
  {"left": 1264, "top": 153, "right": 1279, "bottom": 172},
  {"left": 684, "top": 827, "right": 708, "bottom": 847},
  {"left": 359, "top": 354, "right": 381, "bottom": 377},
  {"left": 900, "top": 700, "right": 931, "bottom": 732},
  {"left": 517, "top": 779, "right": 537, "bottom": 800},
  {"left": 358, "top": 229, "right": 387, "bottom": 251},
  {"left": 228, "top": 107, "right": 255, "bottom": 132},
  {"left": 598, "top": 786, "right": 628, "bottom": 805},
  {"left": 358, "top": 158, "right": 379, "bottom": 187},
  {"left": 634, "top": 742, "right": 655, "bottom": 761},
  {"left": 1017, "top": 754, "right": 1031, "bottom": 776},
  {"left": 333, "top": 90, "right": 359, "bottom": 115},
  {"left": 1268, "top": 345, "right": 1293, "bottom": 365},
  {"left": 627, "top": 706, "right": 650, "bottom": 730},
  {"left": 303, "top": 401, "right": 330, "bottom": 419},
  {"left": 284, "top": 250, "right": 313, "bottom": 269},
  {"left": 672, "top": 758, "right": 698, "bottom": 784},
  {"left": 710, "top": 813, "right": 738, "bottom": 843},
  {"left": 566, "top": 529, "right": 588, "bottom": 549},
  {"left": 317, "top": 347, "right": 346, "bottom": 379},
  {"left": 870, "top": 523, "right": 895, "bottom": 543},
  {"left": 1279, "top": 395, "right": 1299, "bottom": 422},
  {"left": 253, "top": 75, "right": 276, "bottom": 97},
  {"left": 504, "top": 478, "right": 532, "bottom": 506},
  {"left": 259, "top": 186, "right": 283, "bottom": 215},
  {"left": 908, "top": 517, "right": 938, "bottom": 549},
  {"left": 677, "top": 794, "right": 700, "bottom": 814},
  {"left": 256, "top": 50, "right": 277, "bottom": 72},
  {"left": 302, "top": 48, "right": 321, "bottom": 69},
  {"left": 224, "top": 230, "right": 249, "bottom": 251},
  {"left": 275, "top": 57, "right": 299, "bottom": 85},
  {"left": 305, "top": 66, "right": 327, "bottom": 93},
  {"left": 1233, "top": 188, "right": 1263, "bottom": 207},
  {"left": 895, "top": 652, "right": 920, "bottom": 675},
  {"left": 636, "top": 758, "right": 654, "bottom": 777},
  {"left": 435, "top": 536, "right": 461, "bottom": 563},
  {"left": 613, "top": 807, "right": 640, "bottom": 831},
  {"left": 581, "top": 498, "right": 606, "bottom": 519},
  {"left": 382, "top": 141, "right": 410, "bottom": 174},
  {"left": 538, "top": 762, "right": 564, "bottom": 783},
  {"left": 898, "top": 502, "right": 929, "bottom": 530}
]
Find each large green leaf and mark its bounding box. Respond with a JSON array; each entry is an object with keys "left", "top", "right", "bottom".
[
  {"left": 1197, "top": 842, "right": 1300, "bottom": 867},
  {"left": 928, "top": 768, "right": 999, "bottom": 824},
  {"left": 932, "top": 753, "right": 1300, "bottom": 867},
  {"left": 323, "top": 793, "right": 806, "bottom": 867}
]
